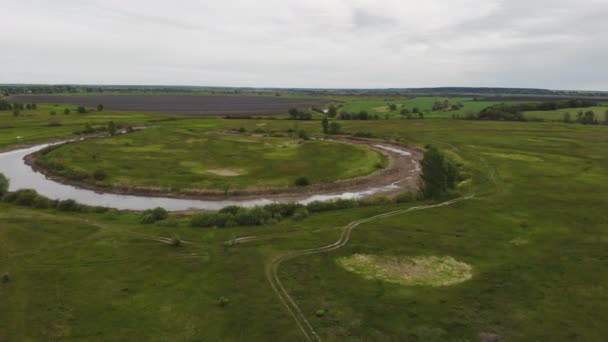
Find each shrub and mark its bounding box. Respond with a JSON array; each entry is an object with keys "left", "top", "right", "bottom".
[
  {"left": 170, "top": 236, "right": 182, "bottom": 247},
  {"left": 57, "top": 199, "right": 81, "bottom": 211},
  {"left": 93, "top": 169, "right": 107, "bottom": 181},
  {"left": 307, "top": 198, "right": 357, "bottom": 213},
  {"left": 293, "top": 207, "right": 309, "bottom": 220},
  {"left": 217, "top": 296, "right": 230, "bottom": 307},
  {"left": 298, "top": 130, "right": 310, "bottom": 140},
  {"left": 12, "top": 189, "right": 39, "bottom": 206},
  {"left": 190, "top": 213, "right": 215, "bottom": 227},
  {"left": 354, "top": 131, "right": 374, "bottom": 138},
  {"left": 2, "top": 273, "right": 9, "bottom": 283},
  {"left": 140, "top": 207, "right": 169, "bottom": 224},
  {"left": 77, "top": 106, "right": 87, "bottom": 114},
  {"left": 294, "top": 176, "right": 310, "bottom": 187},
  {"left": 394, "top": 192, "right": 420, "bottom": 203},
  {"left": 0, "top": 173, "right": 8, "bottom": 197}
]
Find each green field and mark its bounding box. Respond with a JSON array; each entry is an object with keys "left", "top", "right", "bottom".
[
  {"left": 36, "top": 128, "right": 386, "bottom": 192},
  {"left": 524, "top": 105, "right": 608, "bottom": 121},
  {"left": 0, "top": 104, "right": 165, "bottom": 148},
  {"left": 338, "top": 96, "right": 509, "bottom": 119},
  {"left": 2, "top": 98, "right": 608, "bottom": 340}
]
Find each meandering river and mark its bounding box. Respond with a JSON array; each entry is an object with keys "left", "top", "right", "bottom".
[{"left": 0, "top": 141, "right": 414, "bottom": 211}]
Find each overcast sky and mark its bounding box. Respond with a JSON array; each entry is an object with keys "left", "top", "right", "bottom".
[{"left": 1, "top": 0, "right": 607, "bottom": 90}]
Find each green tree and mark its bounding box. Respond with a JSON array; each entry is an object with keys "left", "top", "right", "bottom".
[
  {"left": 322, "top": 117, "right": 329, "bottom": 134},
  {"left": 388, "top": 103, "right": 397, "bottom": 111},
  {"left": 64, "top": 108, "right": 70, "bottom": 115},
  {"left": 327, "top": 104, "right": 337, "bottom": 118},
  {"left": 421, "top": 146, "right": 461, "bottom": 199},
  {"left": 421, "top": 147, "right": 447, "bottom": 199},
  {"left": 77, "top": 106, "right": 87, "bottom": 114},
  {"left": 97, "top": 104, "right": 104, "bottom": 111},
  {"left": 328, "top": 122, "right": 341, "bottom": 134},
  {"left": 108, "top": 121, "right": 117, "bottom": 136},
  {"left": 0, "top": 173, "right": 9, "bottom": 197},
  {"left": 288, "top": 107, "right": 299, "bottom": 119}
]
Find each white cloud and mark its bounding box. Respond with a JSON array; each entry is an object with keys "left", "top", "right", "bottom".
[{"left": 0, "top": 0, "right": 606, "bottom": 89}]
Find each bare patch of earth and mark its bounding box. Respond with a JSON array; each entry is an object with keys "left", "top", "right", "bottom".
[
  {"left": 336, "top": 254, "right": 473, "bottom": 286},
  {"left": 207, "top": 169, "right": 244, "bottom": 177}
]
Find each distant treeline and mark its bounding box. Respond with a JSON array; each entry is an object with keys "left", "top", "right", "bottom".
[
  {"left": 471, "top": 100, "right": 599, "bottom": 121},
  {"left": 3, "top": 84, "right": 608, "bottom": 98}
]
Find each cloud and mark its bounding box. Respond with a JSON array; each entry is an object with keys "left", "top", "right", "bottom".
[{"left": 0, "top": 0, "right": 606, "bottom": 90}]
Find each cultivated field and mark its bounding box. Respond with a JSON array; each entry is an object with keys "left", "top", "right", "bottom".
[
  {"left": 10, "top": 95, "right": 331, "bottom": 116},
  {"left": 1, "top": 95, "right": 608, "bottom": 341}
]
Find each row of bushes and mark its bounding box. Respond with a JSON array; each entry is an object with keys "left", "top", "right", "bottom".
[
  {"left": 2, "top": 188, "right": 108, "bottom": 213},
  {"left": 184, "top": 192, "right": 424, "bottom": 229}
]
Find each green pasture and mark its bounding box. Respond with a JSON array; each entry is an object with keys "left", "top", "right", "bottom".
[{"left": 1, "top": 101, "right": 608, "bottom": 340}]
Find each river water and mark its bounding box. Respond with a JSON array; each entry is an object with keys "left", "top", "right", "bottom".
[{"left": 0, "top": 142, "right": 407, "bottom": 211}]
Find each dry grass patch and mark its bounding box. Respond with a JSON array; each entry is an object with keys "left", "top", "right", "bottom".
[
  {"left": 207, "top": 169, "right": 244, "bottom": 177},
  {"left": 337, "top": 254, "right": 472, "bottom": 287}
]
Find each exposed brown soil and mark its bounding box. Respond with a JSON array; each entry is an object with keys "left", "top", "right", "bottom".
[
  {"left": 10, "top": 95, "right": 331, "bottom": 116},
  {"left": 24, "top": 136, "right": 423, "bottom": 201}
]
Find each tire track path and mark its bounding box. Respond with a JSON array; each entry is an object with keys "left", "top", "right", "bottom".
[{"left": 264, "top": 196, "right": 474, "bottom": 341}]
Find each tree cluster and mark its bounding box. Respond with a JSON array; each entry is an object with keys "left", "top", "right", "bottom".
[
  {"left": 564, "top": 110, "right": 608, "bottom": 125},
  {"left": 338, "top": 110, "right": 380, "bottom": 120},
  {"left": 421, "top": 147, "right": 460, "bottom": 199},
  {"left": 432, "top": 100, "right": 464, "bottom": 112},
  {"left": 288, "top": 108, "right": 312, "bottom": 120}
]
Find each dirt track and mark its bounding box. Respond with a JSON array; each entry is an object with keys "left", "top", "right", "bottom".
[
  {"left": 232, "top": 196, "right": 475, "bottom": 341},
  {"left": 11, "top": 95, "right": 331, "bottom": 116}
]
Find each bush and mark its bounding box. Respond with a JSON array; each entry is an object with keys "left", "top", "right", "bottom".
[
  {"left": 293, "top": 207, "right": 309, "bottom": 220},
  {"left": 57, "top": 199, "right": 81, "bottom": 212},
  {"left": 11, "top": 189, "right": 39, "bottom": 206},
  {"left": 298, "top": 130, "right": 310, "bottom": 140},
  {"left": 354, "top": 131, "right": 374, "bottom": 138},
  {"left": 140, "top": 207, "right": 168, "bottom": 224},
  {"left": 217, "top": 296, "right": 230, "bottom": 307},
  {"left": 93, "top": 169, "right": 107, "bottom": 181},
  {"left": 0, "top": 173, "right": 8, "bottom": 197},
  {"left": 294, "top": 176, "right": 310, "bottom": 187},
  {"left": 306, "top": 198, "right": 357, "bottom": 213},
  {"left": 77, "top": 106, "right": 87, "bottom": 114},
  {"left": 394, "top": 192, "right": 421, "bottom": 203}
]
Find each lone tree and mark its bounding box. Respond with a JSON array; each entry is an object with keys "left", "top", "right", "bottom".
[
  {"left": 288, "top": 107, "right": 299, "bottom": 119},
  {"left": 0, "top": 173, "right": 9, "bottom": 197},
  {"left": 421, "top": 147, "right": 459, "bottom": 199},
  {"left": 108, "top": 121, "right": 117, "bottom": 136},
  {"left": 322, "top": 117, "right": 329, "bottom": 134},
  {"left": 328, "top": 121, "right": 341, "bottom": 134},
  {"left": 327, "top": 104, "right": 337, "bottom": 118},
  {"left": 97, "top": 104, "right": 104, "bottom": 111}
]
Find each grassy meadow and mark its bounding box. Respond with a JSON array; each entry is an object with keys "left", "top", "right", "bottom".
[
  {"left": 37, "top": 128, "right": 386, "bottom": 192},
  {"left": 1, "top": 98, "right": 608, "bottom": 340},
  {"left": 337, "top": 96, "right": 509, "bottom": 119}
]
